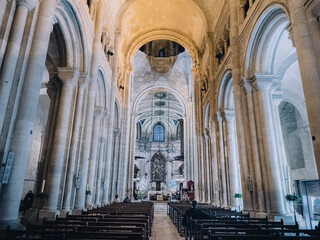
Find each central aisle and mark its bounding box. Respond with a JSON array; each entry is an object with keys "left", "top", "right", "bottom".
[{"left": 150, "top": 203, "right": 184, "bottom": 240}]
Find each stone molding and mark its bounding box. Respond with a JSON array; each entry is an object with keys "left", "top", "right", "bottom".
[
  {"left": 57, "top": 67, "right": 80, "bottom": 86},
  {"left": 16, "top": 0, "right": 39, "bottom": 11},
  {"left": 78, "top": 73, "right": 90, "bottom": 89}
]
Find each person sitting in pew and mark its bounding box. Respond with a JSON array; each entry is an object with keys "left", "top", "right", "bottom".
[
  {"left": 182, "top": 201, "right": 214, "bottom": 226},
  {"left": 123, "top": 196, "right": 131, "bottom": 203}
]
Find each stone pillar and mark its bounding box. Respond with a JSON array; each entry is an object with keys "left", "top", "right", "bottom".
[
  {"left": 0, "top": 0, "right": 57, "bottom": 221},
  {"left": 0, "top": 0, "right": 15, "bottom": 68},
  {"left": 86, "top": 107, "right": 102, "bottom": 207},
  {"left": 252, "top": 74, "right": 285, "bottom": 216},
  {"left": 230, "top": 0, "right": 254, "bottom": 213},
  {"left": 224, "top": 111, "right": 240, "bottom": 209},
  {"left": 243, "top": 79, "right": 266, "bottom": 216},
  {"left": 45, "top": 68, "right": 79, "bottom": 212},
  {"left": 126, "top": 111, "right": 137, "bottom": 198},
  {"left": 95, "top": 110, "right": 108, "bottom": 206},
  {"left": 216, "top": 112, "right": 228, "bottom": 207},
  {"left": 192, "top": 66, "right": 203, "bottom": 202},
  {"left": 74, "top": 0, "right": 104, "bottom": 210},
  {"left": 117, "top": 66, "right": 132, "bottom": 200},
  {"left": 0, "top": 0, "right": 38, "bottom": 134},
  {"left": 110, "top": 129, "right": 121, "bottom": 200},
  {"left": 287, "top": 0, "right": 320, "bottom": 176},
  {"left": 203, "top": 129, "right": 213, "bottom": 203},
  {"left": 0, "top": 0, "right": 9, "bottom": 27},
  {"left": 62, "top": 73, "right": 89, "bottom": 212},
  {"left": 210, "top": 119, "right": 220, "bottom": 206}
]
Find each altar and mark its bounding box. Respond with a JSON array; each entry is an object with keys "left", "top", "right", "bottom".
[{"left": 147, "top": 191, "right": 171, "bottom": 201}]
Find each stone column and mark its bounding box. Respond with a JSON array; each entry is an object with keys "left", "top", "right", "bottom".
[
  {"left": 230, "top": 0, "right": 254, "bottom": 213},
  {"left": 62, "top": 73, "right": 89, "bottom": 213},
  {"left": 287, "top": 0, "right": 320, "bottom": 176},
  {"left": 243, "top": 79, "right": 266, "bottom": 216},
  {"left": 191, "top": 66, "right": 203, "bottom": 201},
  {"left": 202, "top": 131, "right": 209, "bottom": 203},
  {"left": 203, "top": 129, "right": 213, "bottom": 203},
  {"left": 0, "top": 0, "right": 9, "bottom": 27},
  {"left": 0, "top": 0, "right": 15, "bottom": 68},
  {"left": 0, "top": 0, "right": 38, "bottom": 134},
  {"left": 126, "top": 111, "right": 137, "bottom": 198},
  {"left": 216, "top": 112, "right": 228, "bottom": 207},
  {"left": 210, "top": 118, "right": 220, "bottom": 206},
  {"left": 252, "top": 74, "right": 285, "bottom": 216},
  {"left": 0, "top": 0, "right": 57, "bottom": 221},
  {"left": 74, "top": 0, "right": 104, "bottom": 210},
  {"left": 86, "top": 107, "right": 102, "bottom": 207},
  {"left": 224, "top": 111, "right": 240, "bottom": 209},
  {"left": 45, "top": 68, "right": 79, "bottom": 212},
  {"left": 95, "top": 110, "right": 108, "bottom": 206},
  {"left": 117, "top": 66, "right": 133, "bottom": 200}
]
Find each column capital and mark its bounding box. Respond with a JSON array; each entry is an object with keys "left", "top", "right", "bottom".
[
  {"left": 57, "top": 67, "right": 79, "bottom": 86},
  {"left": 224, "top": 110, "right": 235, "bottom": 122},
  {"left": 16, "top": 0, "right": 39, "bottom": 11},
  {"left": 78, "top": 73, "right": 90, "bottom": 89},
  {"left": 252, "top": 73, "right": 274, "bottom": 91},
  {"left": 242, "top": 77, "right": 254, "bottom": 93},
  {"left": 272, "top": 91, "right": 283, "bottom": 106},
  {"left": 215, "top": 112, "right": 225, "bottom": 123}
]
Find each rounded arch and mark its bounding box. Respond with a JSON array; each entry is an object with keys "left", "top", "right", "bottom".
[
  {"left": 124, "top": 30, "right": 200, "bottom": 68},
  {"left": 95, "top": 69, "right": 107, "bottom": 109},
  {"left": 244, "top": 4, "right": 290, "bottom": 78},
  {"left": 54, "top": 0, "right": 89, "bottom": 72},
  {"left": 218, "top": 70, "right": 234, "bottom": 112}
]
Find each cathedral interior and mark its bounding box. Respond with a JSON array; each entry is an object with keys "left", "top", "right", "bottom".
[{"left": 0, "top": 0, "right": 320, "bottom": 232}]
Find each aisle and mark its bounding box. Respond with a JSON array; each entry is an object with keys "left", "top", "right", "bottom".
[{"left": 150, "top": 203, "right": 184, "bottom": 240}]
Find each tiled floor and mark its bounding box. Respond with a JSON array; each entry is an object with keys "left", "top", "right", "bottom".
[{"left": 149, "top": 203, "right": 184, "bottom": 240}]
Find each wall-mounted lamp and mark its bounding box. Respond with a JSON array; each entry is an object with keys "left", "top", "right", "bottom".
[
  {"left": 119, "top": 85, "right": 124, "bottom": 90},
  {"left": 107, "top": 50, "right": 114, "bottom": 56}
]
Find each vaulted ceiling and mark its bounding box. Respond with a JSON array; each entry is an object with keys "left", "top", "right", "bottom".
[{"left": 103, "top": 0, "right": 227, "bottom": 65}]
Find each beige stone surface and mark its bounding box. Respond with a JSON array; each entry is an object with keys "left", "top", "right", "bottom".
[{"left": 150, "top": 203, "right": 184, "bottom": 240}]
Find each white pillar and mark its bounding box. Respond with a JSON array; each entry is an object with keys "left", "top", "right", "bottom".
[
  {"left": 117, "top": 67, "right": 132, "bottom": 200},
  {"left": 224, "top": 111, "right": 240, "bottom": 209},
  {"left": 45, "top": 68, "right": 79, "bottom": 212},
  {"left": 229, "top": 0, "right": 254, "bottom": 213},
  {"left": 86, "top": 107, "right": 102, "bottom": 207},
  {"left": 95, "top": 111, "right": 108, "bottom": 206},
  {"left": 74, "top": 0, "right": 104, "bottom": 210},
  {"left": 0, "top": 0, "right": 38, "bottom": 135},
  {"left": 253, "top": 74, "right": 285, "bottom": 216},
  {"left": 287, "top": 0, "right": 320, "bottom": 176},
  {"left": 62, "top": 73, "right": 89, "bottom": 212},
  {"left": 0, "top": 0, "right": 57, "bottom": 221},
  {"left": 216, "top": 112, "right": 228, "bottom": 207}
]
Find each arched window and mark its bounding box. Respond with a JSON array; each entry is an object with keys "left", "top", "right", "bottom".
[
  {"left": 158, "top": 49, "right": 165, "bottom": 57},
  {"left": 153, "top": 124, "right": 164, "bottom": 142}
]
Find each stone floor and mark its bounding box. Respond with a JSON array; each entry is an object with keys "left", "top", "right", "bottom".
[{"left": 150, "top": 202, "right": 184, "bottom": 240}]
